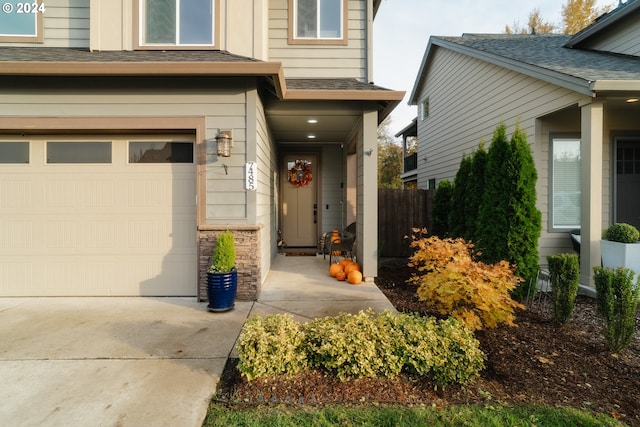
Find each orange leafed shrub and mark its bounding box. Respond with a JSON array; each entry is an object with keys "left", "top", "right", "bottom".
[{"left": 407, "top": 228, "right": 524, "bottom": 331}]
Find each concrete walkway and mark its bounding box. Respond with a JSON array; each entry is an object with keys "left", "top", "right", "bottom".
[{"left": 0, "top": 254, "right": 395, "bottom": 427}]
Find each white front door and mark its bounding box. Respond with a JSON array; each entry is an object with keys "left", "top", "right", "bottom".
[
  {"left": 0, "top": 135, "right": 196, "bottom": 296},
  {"left": 282, "top": 154, "right": 317, "bottom": 247}
]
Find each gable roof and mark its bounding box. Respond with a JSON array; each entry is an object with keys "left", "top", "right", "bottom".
[{"left": 409, "top": 33, "right": 640, "bottom": 103}]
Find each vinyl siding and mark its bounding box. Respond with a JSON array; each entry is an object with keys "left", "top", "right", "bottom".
[
  {"left": 2, "top": 0, "right": 90, "bottom": 48},
  {"left": 254, "top": 92, "right": 277, "bottom": 280},
  {"left": 268, "top": 0, "right": 368, "bottom": 80},
  {"left": 580, "top": 14, "right": 640, "bottom": 57}
]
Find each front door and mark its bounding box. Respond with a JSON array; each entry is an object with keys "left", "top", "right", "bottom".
[
  {"left": 282, "top": 154, "right": 317, "bottom": 247},
  {"left": 615, "top": 138, "right": 640, "bottom": 230}
]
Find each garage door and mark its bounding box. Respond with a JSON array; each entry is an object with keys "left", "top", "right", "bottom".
[{"left": 0, "top": 136, "right": 197, "bottom": 296}]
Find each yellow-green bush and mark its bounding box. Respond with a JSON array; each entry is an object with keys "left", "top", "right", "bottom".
[{"left": 237, "top": 310, "right": 485, "bottom": 385}]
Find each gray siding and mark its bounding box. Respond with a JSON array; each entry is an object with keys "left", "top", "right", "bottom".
[
  {"left": 268, "top": 0, "right": 368, "bottom": 79},
  {"left": 582, "top": 18, "right": 640, "bottom": 57},
  {"left": 2, "top": 0, "right": 89, "bottom": 48}
]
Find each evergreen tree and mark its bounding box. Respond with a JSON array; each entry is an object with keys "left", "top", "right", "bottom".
[
  {"left": 431, "top": 179, "right": 453, "bottom": 238},
  {"left": 507, "top": 126, "right": 542, "bottom": 295},
  {"left": 449, "top": 155, "right": 472, "bottom": 239},
  {"left": 466, "top": 143, "right": 488, "bottom": 243},
  {"left": 476, "top": 124, "right": 511, "bottom": 264}
]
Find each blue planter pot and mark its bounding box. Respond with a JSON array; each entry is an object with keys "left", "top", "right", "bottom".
[{"left": 207, "top": 270, "right": 237, "bottom": 312}]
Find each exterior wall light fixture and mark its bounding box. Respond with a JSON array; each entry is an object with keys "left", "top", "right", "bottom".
[{"left": 216, "top": 130, "right": 233, "bottom": 157}]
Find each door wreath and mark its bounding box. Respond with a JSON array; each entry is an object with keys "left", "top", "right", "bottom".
[{"left": 288, "top": 160, "right": 313, "bottom": 187}]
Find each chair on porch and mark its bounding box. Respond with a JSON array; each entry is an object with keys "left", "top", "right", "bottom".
[{"left": 324, "top": 223, "right": 356, "bottom": 264}]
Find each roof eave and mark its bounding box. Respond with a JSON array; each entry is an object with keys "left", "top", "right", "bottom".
[{"left": 591, "top": 80, "right": 640, "bottom": 91}]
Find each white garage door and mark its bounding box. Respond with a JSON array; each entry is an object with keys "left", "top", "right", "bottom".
[{"left": 0, "top": 136, "right": 197, "bottom": 296}]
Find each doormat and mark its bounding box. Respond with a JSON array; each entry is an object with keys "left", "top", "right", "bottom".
[{"left": 285, "top": 251, "right": 317, "bottom": 256}]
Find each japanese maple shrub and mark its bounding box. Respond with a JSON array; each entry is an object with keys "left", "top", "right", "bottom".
[
  {"left": 408, "top": 229, "right": 524, "bottom": 331},
  {"left": 547, "top": 254, "right": 580, "bottom": 324}
]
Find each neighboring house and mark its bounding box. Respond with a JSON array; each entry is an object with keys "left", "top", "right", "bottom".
[
  {"left": 407, "top": 0, "right": 640, "bottom": 289},
  {"left": 395, "top": 118, "right": 418, "bottom": 189},
  {"left": 0, "top": 0, "right": 404, "bottom": 299}
]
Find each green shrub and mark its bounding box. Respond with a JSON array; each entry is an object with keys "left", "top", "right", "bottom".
[
  {"left": 304, "top": 310, "right": 403, "bottom": 380},
  {"left": 604, "top": 223, "right": 640, "bottom": 243},
  {"left": 449, "top": 156, "right": 472, "bottom": 239},
  {"left": 236, "top": 313, "right": 308, "bottom": 380},
  {"left": 431, "top": 179, "right": 453, "bottom": 238},
  {"left": 547, "top": 254, "right": 580, "bottom": 324},
  {"left": 593, "top": 266, "right": 640, "bottom": 352},
  {"left": 209, "top": 230, "right": 236, "bottom": 273},
  {"left": 237, "top": 310, "right": 485, "bottom": 385},
  {"left": 476, "top": 124, "right": 541, "bottom": 299}
]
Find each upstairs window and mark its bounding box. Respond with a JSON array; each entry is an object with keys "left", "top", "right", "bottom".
[
  {"left": 420, "top": 98, "right": 430, "bottom": 121},
  {"left": 290, "top": 0, "right": 347, "bottom": 45},
  {"left": 137, "top": 0, "right": 217, "bottom": 48},
  {"left": 0, "top": 1, "right": 44, "bottom": 43}
]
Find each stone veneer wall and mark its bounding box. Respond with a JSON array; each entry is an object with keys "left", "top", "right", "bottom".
[{"left": 197, "top": 225, "right": 262, "bottom": 301}]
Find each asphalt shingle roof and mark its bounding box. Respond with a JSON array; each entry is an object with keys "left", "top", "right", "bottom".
[
  {"left": 286, "top": 78, "right": 393, "bottom": 91},
  {"left": 437, "top": 34, "right": 640, "bottom": 82},
  {"left": 0, "top": 47, "right": 260, "bottom": 63}
]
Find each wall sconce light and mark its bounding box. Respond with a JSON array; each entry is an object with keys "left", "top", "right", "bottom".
[
  {"left": 364, "top": 148, "right": 373, "bottom": 156},
  {"left": 216, "top": 130, "right": 233, "bottom": 157}
]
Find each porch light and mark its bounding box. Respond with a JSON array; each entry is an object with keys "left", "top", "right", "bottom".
[
  {"left": 216, "top": 130, "right": 233, "bottom": 157},
  {"left": 307, "top": 134, "right": 316, "bottom": 139},
  {"left": 626, "top": 98, "right": 639, "bottom": 103},
  {"left": 307, "top": 118, "right": 318, "bottom": 124}
]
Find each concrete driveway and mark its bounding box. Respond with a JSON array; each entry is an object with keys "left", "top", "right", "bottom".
[
  {"left": 0, "top": 297, "right": 252, "bottom": 427},
  {"left": 0, "top": 254, "right": 395, "bottom": 426}
]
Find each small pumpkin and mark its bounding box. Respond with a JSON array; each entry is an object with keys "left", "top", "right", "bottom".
[
  {"left": 347, "top": 270, "right": 363, "bottom": 285},
  {"left": 344, "top": 262, "right": 361, "bottom": 275},
  {"left": 329, "top": 263, "right": 343, "bottom": 277},
  {"left": 336, "top": 270, "right": 347, "bottom": 281}
]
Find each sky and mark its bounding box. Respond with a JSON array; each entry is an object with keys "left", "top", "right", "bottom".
[{"left": 372, "top": 0, "right": 614, "bottom": 137}]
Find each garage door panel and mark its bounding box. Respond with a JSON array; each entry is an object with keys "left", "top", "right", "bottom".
[{"left": 0, "top": 137, "right": 197, "bottom": 297}]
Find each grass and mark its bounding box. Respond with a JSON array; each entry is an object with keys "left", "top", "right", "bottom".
[{"left": 203, "top": 403, "right": 625, "bottom": 426}]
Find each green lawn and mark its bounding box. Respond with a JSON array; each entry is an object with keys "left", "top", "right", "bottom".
[{"left": 203, "top": 403, "right": 625, "bottom": 426}]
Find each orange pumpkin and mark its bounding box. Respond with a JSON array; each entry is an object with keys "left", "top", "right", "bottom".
[
  {"left": 344, "top": 262, "right": 361, "bottom": 275},
  {"left": 329, "top": 263, "right": 343, "bottom": 277},
  {"left": 339, "top": 259, "right": 352, "bottom": 268},
  {"left": 347, "top": 270, "right": 363, "bottom": 285},
  {"left": 336, "top": 270, "right": 347, "bottom": 281}
]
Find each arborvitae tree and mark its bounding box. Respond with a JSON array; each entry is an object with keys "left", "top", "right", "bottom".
[
  {"left": 466, "top": 143, "right": 488, "bottom": 243},
  {"left": 431, "top": 179, "right": 453, "bottom": 238},
  {"left": 449, "top": 155, "right": 472, "bottom": 239},
  {"left": 476, "top": 124, "right": 541, "bottom": 299},
  {"left": 476, "top": 124, "right": 511, "bottom": 264},
  {"left": 508, "top": 125, "right": 542, "bottom": 294}
]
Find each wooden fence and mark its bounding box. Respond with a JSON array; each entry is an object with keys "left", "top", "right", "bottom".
[{"left": 378, "top": 189, "right": 434, "bottom": 257}]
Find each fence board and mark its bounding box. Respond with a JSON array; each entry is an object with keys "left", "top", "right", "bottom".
[{"left": 378, "top": 189, "right": 434, "bottom": 257}]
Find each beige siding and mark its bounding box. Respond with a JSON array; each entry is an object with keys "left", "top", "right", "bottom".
[
  {"left": 3, "top": 0, "right": 89, "bottom": 48},
  {"left": 253, "top": 92, "right": 277, "bottom": 281},
  {"left": 416, "top": 47, "right": 591, "bottom": 265},
  {"left": 269, "top": 0, "right": 368, "bottom": 79},
  {"left": 582, "top": 18, "right": 640, "bottom": 57}
]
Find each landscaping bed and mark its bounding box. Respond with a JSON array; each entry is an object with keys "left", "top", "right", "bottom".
[{"left": 214, "top": 258, "right": 640, "bottom": 426}]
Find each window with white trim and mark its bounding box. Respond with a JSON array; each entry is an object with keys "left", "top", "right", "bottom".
[
  {"left": 292, "top": 0, "right": 344, "bottom": 41},
  {"left": 550, "top": 137, "right": 581, "bottom": 230},
  {"left": 0, "top": 1, "right": 44, "bottom": 42},
  {"left": 139, "top": 0, "right": 215, "bottom": 47}
]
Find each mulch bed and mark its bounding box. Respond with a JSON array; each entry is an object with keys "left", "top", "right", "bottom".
[{"left": 214, "top": 258, "right": 640, "bottom": 425}]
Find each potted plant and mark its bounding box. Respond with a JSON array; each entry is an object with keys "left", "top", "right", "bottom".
[
  {"left": 601, "top": 223, "right": 640, "bottom": 277},
  {"left": 207, "top": 230, "right": 237, "bottom": 312}
]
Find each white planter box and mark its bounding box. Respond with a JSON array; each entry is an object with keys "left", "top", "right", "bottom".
[{"left": 601, "top": 240, "right": 640, "bottom": 276}]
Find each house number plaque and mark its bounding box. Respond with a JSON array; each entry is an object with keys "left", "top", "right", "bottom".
[{"left": 245, "top": 161, "right": 257, "bottom": 191}]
